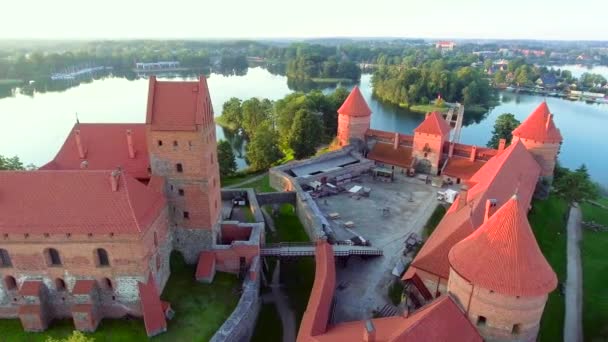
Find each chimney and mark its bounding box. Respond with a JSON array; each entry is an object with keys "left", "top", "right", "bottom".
[
  {"left": 448, "top": 142, "right": 455, "bottom": 158},
  {"left": 546, "top": 113, "right": 553, "bottom": 129},
  {"left": 110, "top": 168, "right": 121, "bottom": 192},
  {"left": 484, "top": 199, "right": 497, "bottom": 222},
  {"left": 74, "top": 130, "right": 86, "bottom": 159},
  {"left": 126, "top": 129, "right": 135, "bottom": 159},
  {"left": 363, "top": 320, "right": 376, "bottom": 342},
  {"left": 469, "top": 145, "right": 477, "bottom": 162},
  {"left": 393, "top": 132, "right": 399, "bottom": 150},
  {"left": 498, "top": 138, "right": 506, "bottom": 152},
  {"left": 457, "top": 184, "right": 469, "bottom": 209}
]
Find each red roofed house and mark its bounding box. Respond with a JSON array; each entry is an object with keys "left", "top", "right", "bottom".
[
  {"left": 337, "top": 86, "right": 372, "bottom": 147},
  {"left": 0, "top": 76, "right": 222, "bottom": 336}
]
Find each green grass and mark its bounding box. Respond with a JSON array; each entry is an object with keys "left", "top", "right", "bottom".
[
  {"left": 528, "top": 196, "right": 568, "bottom": 342},
  {"left": 0, "top": 252, "right": 239, "bottom": 342},
  {"left": 237, "top": 174, "right": 274, "bottom": 193},
  {"left": 220, "top": 170, "right": 265, "bottom": 187},
  {"left": 250, "top": 304, "right": 283, "bottom": 342},
  {"left": 422, "top": 205, "right": 447, "bottom": 239},
  {"left": 266, "top": 204, "right": 310, "bottom": 243},
  {"left": 409, "top": 104, "right": 448, "bottom": 113},
  {"left": 580, "top": 197, "right": 608, "bottom": 341},
  {"left": 388, "top": 280, "right": 405, "bottom": 306},
  {"left": 0, "top": 79, "right": 23, "bottom": 86},
  {"left": 310, "top": 77, "right": 354, "bottom": 84}
]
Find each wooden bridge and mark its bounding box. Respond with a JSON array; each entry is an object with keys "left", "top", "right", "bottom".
[{"left": 260, "top": 242, "right": 383, "bottom": 257}]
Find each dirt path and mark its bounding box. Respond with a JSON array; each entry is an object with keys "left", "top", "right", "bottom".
[
  {"left": 223, "top": 172, "right": 267, "bottom": 189},
  {"left": 270, "top": 261, "right": 296, "bottom": 342},
  {"left": 564, "top": 204, "right": 583, "bottom": 342}
]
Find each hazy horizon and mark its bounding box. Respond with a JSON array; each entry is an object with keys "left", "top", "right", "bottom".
[{"left": 2, "top": 0, "right": 607, "bottom": 41}]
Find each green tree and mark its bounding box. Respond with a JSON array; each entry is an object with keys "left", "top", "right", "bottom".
[
  {"left": 487, "top": 113, "right": 521, "bottom": 149},
  {"left": 245, "top": 122, "right": 283, "bottom": 171},
  {"left": 220, "top": 97, "right": 243, "bottom": 130},
  {"left": 289, "top": 109, "right": 322, "bottom": 159},
  {"left": 217, "top": 140, "right": 237, "bottom": 177},
  {"left": 241, "top": 98, "right": 272, "bottom": 137},
  {"left": 553, "top": 164, "right": 599, "bottom": 205},
  {"left": 46, "top": 331, "right": 95, "bottom": 342},
  {"left": 0, "top": 155, "right": 25, "bottom": 170}
]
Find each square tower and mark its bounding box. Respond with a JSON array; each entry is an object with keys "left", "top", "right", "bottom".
[
  {"left": 145, "top": 76, "right": 220, "bottom": 261},
  {"left": 412, "top": 112, "right": 451, "bottom": 174}
]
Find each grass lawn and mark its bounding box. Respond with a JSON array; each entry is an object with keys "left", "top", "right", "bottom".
[
  {"left": 580, "top": 197, "right": 608, "bottom": 341},
  {"left": 310, "top": 77, "right": 354, "bottom": 84},
  {"left": 422, "top": 205, "right": 447, "bottom": 239},
  {"left": 220, "top": 170, "right": 265, "bottom": 187},
  {"left": 0, "top": 79, "right": 23, "bottom": 86},
  {"left": 236, "top": 174, "right": 274, "bottom": 193},
  {"left": 0, "top": 252, "right": 240, "bottom": 342},
  {"left": 409, "top": 104, "right": 448, "bottom": 113},
  {"left": 528, "top": 196, "right": 568, "bottom": 342}
]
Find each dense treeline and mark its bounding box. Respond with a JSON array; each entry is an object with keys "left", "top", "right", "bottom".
[
  {"left": 284, "top": 43, "right": 360, "bottom": 80},
  {"left": 372, "top": 60, "right": 495, "bottom": 110},
  {"left": 217, "top": 88, "right": 349, "bottom": 170}
]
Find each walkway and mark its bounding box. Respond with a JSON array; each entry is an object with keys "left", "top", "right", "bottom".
[
  {"left": 261, "top": 243, "right": 383, "bottom": 257},
  {"left": 270, "top": 261, "right": 296, "bottom": 342},
  {"left": 223, "top": 172, "right": 267, "bottom": 189},
  {"left": 564, "top": 204, "right": 583, "bottom": 342}
]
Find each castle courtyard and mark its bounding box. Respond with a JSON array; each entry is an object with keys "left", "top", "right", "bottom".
[{"left": 313, "top": 173, "right": 438, "bottom": 322}]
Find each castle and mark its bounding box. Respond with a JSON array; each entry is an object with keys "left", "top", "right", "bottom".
[
  {"left": 1, "top": 78, "right": 563, "bottom": 341},
  {"left": 291, "top": 86, "right": 562, "bottom": 342},
  {"left": 0, "top": 76, "right": 262, "bottom": 338}
]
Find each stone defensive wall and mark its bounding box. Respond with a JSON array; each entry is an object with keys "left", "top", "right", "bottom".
[
  {"left": 221, "top": 189, "right": 265, "bottom": 223},
  {"left": 210, "top": 256, "right": 261, "bottom": 342},
  {"left": 269, "top": 147, "right": 375, "bottom": 241}
]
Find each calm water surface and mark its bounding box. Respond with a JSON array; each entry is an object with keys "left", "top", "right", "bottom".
[{"left": 1, "top": 67, "right": 607, "bottom": 186}]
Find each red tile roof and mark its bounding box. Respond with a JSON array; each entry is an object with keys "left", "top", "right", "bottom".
[
  {"left": 139, "top": 273, "right": 167, "bottom": 337},
  {"left": 367, "top": 143, "right": 414, "bottom": 169},
  {"left": 414, "top": 112, "right": 451, "bottom": 136},
  {"left": 410, "top": 141, "right": 541, "bottom": 279},
  {"left": 512, "top": 102, "right": 563, "bottom": 143},
  {"left": 146, "top": 76, "right": 213, "bottom": 131},
  {"left": 19, "top": 280, "right": 43, "bottom": 296},
  {"left": 449, "top": 195, "right": 557, "bottom": 297},
  {"left": 195, "top": 251, "right": 216, "bottom": 281},
  {"left": 337, "top": 86, "right": 372, "bottom": 117},
  {"left": 72, "top": 280, "right": 97, "bottom": 295},
  {"left": 442, "top": 157, "right": 486, "bottom": 181},
  {"left": 40, "top": 123, "right": 150, "bottom": 180},
  {"left": 312, "top": 296, "right": 481, "bottom": 342},
  {"left": 0, "top": 170, "right": 165, "bottom": 234}
]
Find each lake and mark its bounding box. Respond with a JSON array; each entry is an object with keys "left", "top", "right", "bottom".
[{"left": 1, "top": 67, "right": 607, "bottom": 187}]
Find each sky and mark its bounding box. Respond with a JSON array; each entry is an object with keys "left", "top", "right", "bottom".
[{"left": 1, "top": 0, "right": 606, "bottom": 41}]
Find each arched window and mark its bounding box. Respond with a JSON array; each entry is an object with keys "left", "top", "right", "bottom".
[
  {"left": 96, "top": 248, "right": 110, "bottom": 267},
  {"left": 4, "top": 276, "right": 17, "bottom": 290},
  {"left": 0, "top": 249, "right": 11, "bottom": 267},
  {"left": 55, "top": 278, "right": 66, "bottom": 291},
  {"left": 102, "top": 278, "right": 113, "bottom": 290},
  {"left": 46, "top": 248, "right": 62, "bottom": 266},
  {"left": 477, "top": 316, "right": 487, "bottom": 327}
]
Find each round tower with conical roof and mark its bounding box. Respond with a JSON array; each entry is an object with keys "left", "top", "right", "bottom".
[
  {"left": 447, "top": 195, "right": 557, "bottom": 342},
  {"left": 512, "top": 102, "right": 562, "bottom": 179},
  {"left": 337, "top": 86, "right": 372, "bottom": 147}
]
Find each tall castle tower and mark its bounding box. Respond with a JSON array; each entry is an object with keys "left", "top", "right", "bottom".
[
  {"left": 337, "top": 86, "right": 372, "bottom": 146},
  {"left": 412, "top": 112, "right": 451, "bottom": 174},
  {"left": 511, "top": 102, "right": 563, "bottom": 179},
  {"left": 447, "top": 195, "right": 557, "bottom": 342},
  {"left": 145, "top": 76, "right": 221, "bottom": 262}
]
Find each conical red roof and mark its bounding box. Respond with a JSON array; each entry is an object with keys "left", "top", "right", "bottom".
[
  {"left": 448, "top": 195, "right": 557, "bottom": 297},
  {"left": 512, "top": 102, "right": 562, "bottom": 143},
  {"left": 337, "top": 86, "right": 372, "bottom": 117},
  {"left": 414, "top": 112, "right": 451, "bottom": 136}
]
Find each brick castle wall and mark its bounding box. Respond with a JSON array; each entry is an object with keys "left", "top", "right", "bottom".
[{"left": 512, "top": 137, "right": 560, "bottom": 178}]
